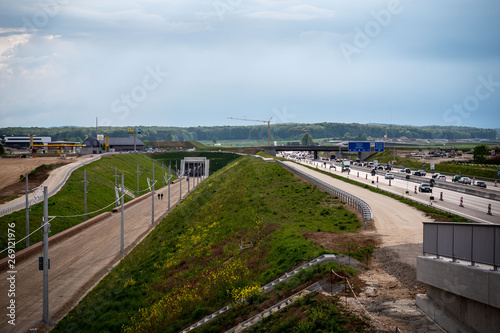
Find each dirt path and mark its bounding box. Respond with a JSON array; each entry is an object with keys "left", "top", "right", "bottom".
[
  {"left": 0, "top": 155, "right": 99, "bottom": 213},
  {"left": 0, "top": 179, "right": 196, "bottom": 333},
  {"left": 0, "top": 157, "right": 76, "bottom": 192}
]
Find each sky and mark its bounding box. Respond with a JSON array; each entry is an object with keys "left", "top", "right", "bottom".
[{"left": 0, "top": 0, "right": 499, "bottom": 129}]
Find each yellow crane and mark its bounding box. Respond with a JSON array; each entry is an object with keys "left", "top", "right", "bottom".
[{"left": 228, "top": 117, "right": 273, "bottom": 146}]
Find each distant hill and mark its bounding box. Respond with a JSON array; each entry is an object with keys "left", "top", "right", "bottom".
[{"left": 0, "top": 123, "right": 496, "bottom": 143}]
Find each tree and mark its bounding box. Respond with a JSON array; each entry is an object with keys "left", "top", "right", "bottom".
[
  {"left": 473, "top": 145, "right": 488, "bottom": 163},
  {"left": 0, "top": 143, "right": 5, "bottom": 155},
  {"left": 212, "top": 137, "right": 218, "bottom": 144},
  {"left": 301, "top": 133, "right": 314, "bottom": 146}
]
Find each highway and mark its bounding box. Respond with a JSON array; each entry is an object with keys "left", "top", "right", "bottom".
[{"left": 280, "top": 154, "right": 500, "bottom": 225}]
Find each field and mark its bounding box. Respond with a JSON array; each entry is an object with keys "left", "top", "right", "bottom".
[{"left": 53, "top": 156, "right": 373, "bottom": 332}]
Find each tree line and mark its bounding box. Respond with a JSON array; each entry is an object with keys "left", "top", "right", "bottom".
[{"left": 0, "top": 123, "right": 496, "bottom": 143}]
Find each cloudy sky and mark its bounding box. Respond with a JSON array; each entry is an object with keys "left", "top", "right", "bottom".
[{"left": 1, "top": 0, "right": 499, "bottom": 129}]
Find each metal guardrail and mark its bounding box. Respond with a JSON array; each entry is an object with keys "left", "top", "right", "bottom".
[
  {"left": 0, "top": 154, "right": 103, "bottom": 217},
  {"left": 277, "top": 161, "right": 373, "bottom": 227},
  {"left": 423, "top": 222, "right": 500, "bottom": 270}
]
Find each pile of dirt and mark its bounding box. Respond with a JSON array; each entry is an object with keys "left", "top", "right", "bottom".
[{"left": 0, "top": 163, "right": 68, "bottom": 203}]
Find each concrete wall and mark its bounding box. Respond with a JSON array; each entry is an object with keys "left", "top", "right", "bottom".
[{"left": 416, "top": 255, "right": 500, "bottom": 332}]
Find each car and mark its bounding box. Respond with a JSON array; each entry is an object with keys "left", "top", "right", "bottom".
[
  {"left": 419, "top": 183, "right": 433, "bottom": 193},
  {"left": 458, "top": 177, "right": 471, "bottom": 185},
  {"left": 452, "top": 175, "right": 462, "bottom": 182},
  {"left": 417, "top": 170, "right": 426, "bottom": 176},
  {"left": 405, "top": 168, "right": 411, "bottom": 173},
  {"left": 413, "top": 170, "right": 426, "bottom": 176},
  {"left": 398, "top": 169, "right": 407, "bottom": 174},
  {"left": 384, "top": 165, "right": 392, "bottom": 170},
  {"left": 473, "top": 181, "right": 487, "bottom": 188},
  {"left": 437, "top": 175, "right": 446, "bottom": 181},
  {"left": 376, "top": 165, "right": 384, "bottom": 170},
  {"left": 385, "top": 173, "right": 395, "bottom": 179},
  {"left": 432, "top": 173, "right": 441, "bottom": 179}
]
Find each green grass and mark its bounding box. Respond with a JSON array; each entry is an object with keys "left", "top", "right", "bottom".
[
  {"left": 0, "top": 154, "right": 176, "bottom": 259},
  {"left": 53, "top": 156, "right": 367, "bottom": 333},
  {"left": 150, "top": 151, "right": 241, "bottom": 175}
]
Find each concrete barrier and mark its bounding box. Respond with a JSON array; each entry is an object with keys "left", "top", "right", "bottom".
[{"left": 416, "top": 256, "right": 500, "bottom": 332}]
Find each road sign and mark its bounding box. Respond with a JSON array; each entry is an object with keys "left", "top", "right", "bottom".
[
  {"left": 127, "top": 128, "right": 134, "bottom": 134},
  {"left": 348, "top": 141, "right": 370, "bottom": 152},
  {"left": 423, "top": 162, "right": 426, "bottom": 168},
  {"left": 137, "top": 128, "right": 142, "bottom": 134},
  {"left": 498, "top": 168, "right": 500, "bottom": 177},
  {"left": 374, "top": 142, "right": 384, "bottom": 152},
  {"left": 430, "top": 163, "right": 435, "bottom": 170}
]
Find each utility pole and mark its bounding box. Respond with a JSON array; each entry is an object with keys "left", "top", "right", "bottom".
[
  {"left": 120, "top": 173, "right": 125, "bottom": 254},
  {"left": 114, "top": 166, "right": 118, "bottom": 207},
  {"left": 42, "top": 186, "right": 49, "bottom": 324},
  {"left": 84, "top": 168, "right": 88, "bottom": 221},
  {"left": 168, "top": 162, "right": 171, "bottom": 211},
  {"left": 179, "top": 173, "right": 182, "bottom": 201},
  {"left": 152, "top": 163, "right": 155, "bottom": 226},
  {"left": 162, "top": 162, "right": 164, "bottom": 188},
  {"left": 25, "top": 173, "right": 29, "bottom": 247},
  {"left": 136, "top": 164, "right": 139, "bottom": 197}
]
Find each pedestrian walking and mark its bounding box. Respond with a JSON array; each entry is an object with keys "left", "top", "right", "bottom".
[
  {"left": 161, "top": 193, "right": 163, "bottom": 200},
  {"left": 157, "top": 193, "right": 160, "bottom": 199}
]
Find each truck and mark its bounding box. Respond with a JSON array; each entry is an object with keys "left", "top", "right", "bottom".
[{"left": 342, "top": 161, "right": 351, "bottom": 172}]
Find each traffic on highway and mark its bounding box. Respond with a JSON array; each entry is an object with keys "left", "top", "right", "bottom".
[{"left": 279, "top": 152, "right": 500, "bottom": 225}]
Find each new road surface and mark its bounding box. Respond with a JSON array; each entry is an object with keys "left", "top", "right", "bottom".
[{"left": 290, "top": 157, "right": 500, "bottom": 225}]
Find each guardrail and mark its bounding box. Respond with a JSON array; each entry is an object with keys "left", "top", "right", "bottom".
[
  {"left": 422, "top": 222, "right": 500, "bottom": 270},
  {"left": 277, "top": 161, "right": 373, "bottom": 227},
  {"left": 0, "top": 154, "right": 103, "bottom": 217}
]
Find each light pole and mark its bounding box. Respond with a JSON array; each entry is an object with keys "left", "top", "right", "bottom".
[
  {"left": 120, "top": 173, "right": 125, "bottom": 254},
  {"left": 84, "top": 168, "right": 89, "bottom": 221},
  {"left": 152, "top": 163, "right": 155, "bottom": 226},
  {"left": 42, "top": 186, "right": 49, "bottom": 324},
  {"left": 168, "top": 162, "right": 171, "bottom": 211},
  {"left": 25, "top": 173, "right": 29, "bottom": 247}
]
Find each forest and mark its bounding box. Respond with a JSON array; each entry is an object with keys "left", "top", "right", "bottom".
[{"left": 1, "top": 123, "right": 497, "bottom": 143}]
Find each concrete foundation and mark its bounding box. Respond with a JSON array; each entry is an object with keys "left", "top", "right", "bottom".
[{"left": 416, "top": 256, "right": 500, "bottom": 332}]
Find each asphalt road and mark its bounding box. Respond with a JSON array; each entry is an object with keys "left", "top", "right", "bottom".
[{"left": 300, "top": 159, "right": 500, "bottom": 224}]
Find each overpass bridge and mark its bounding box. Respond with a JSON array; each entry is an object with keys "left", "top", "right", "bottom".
[{"left": 262, "top": 145, "right": 378, "bottom": 160}]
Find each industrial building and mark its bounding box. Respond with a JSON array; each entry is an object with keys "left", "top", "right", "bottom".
[{"left": 80, "top": 137, "right": 145, "bottom": 154}]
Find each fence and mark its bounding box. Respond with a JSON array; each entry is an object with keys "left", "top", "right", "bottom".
[
  {"left": 423, "top": 222, "right": 500, "bottom": 270},
  {"left": 278, "top": 161, "right": 373, "bottom": 227}
]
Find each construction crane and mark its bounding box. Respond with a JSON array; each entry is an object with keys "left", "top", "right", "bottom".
[{"left": 228, "top": 117, "right": 273, "bottom": 146}]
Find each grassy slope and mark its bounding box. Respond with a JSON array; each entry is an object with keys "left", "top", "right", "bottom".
[
  {"left": 54, "top": 156, "right": 368, "bottom": 333},
  {"left": 0, "top": 154, "right": 173, "bottom": 258}
]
